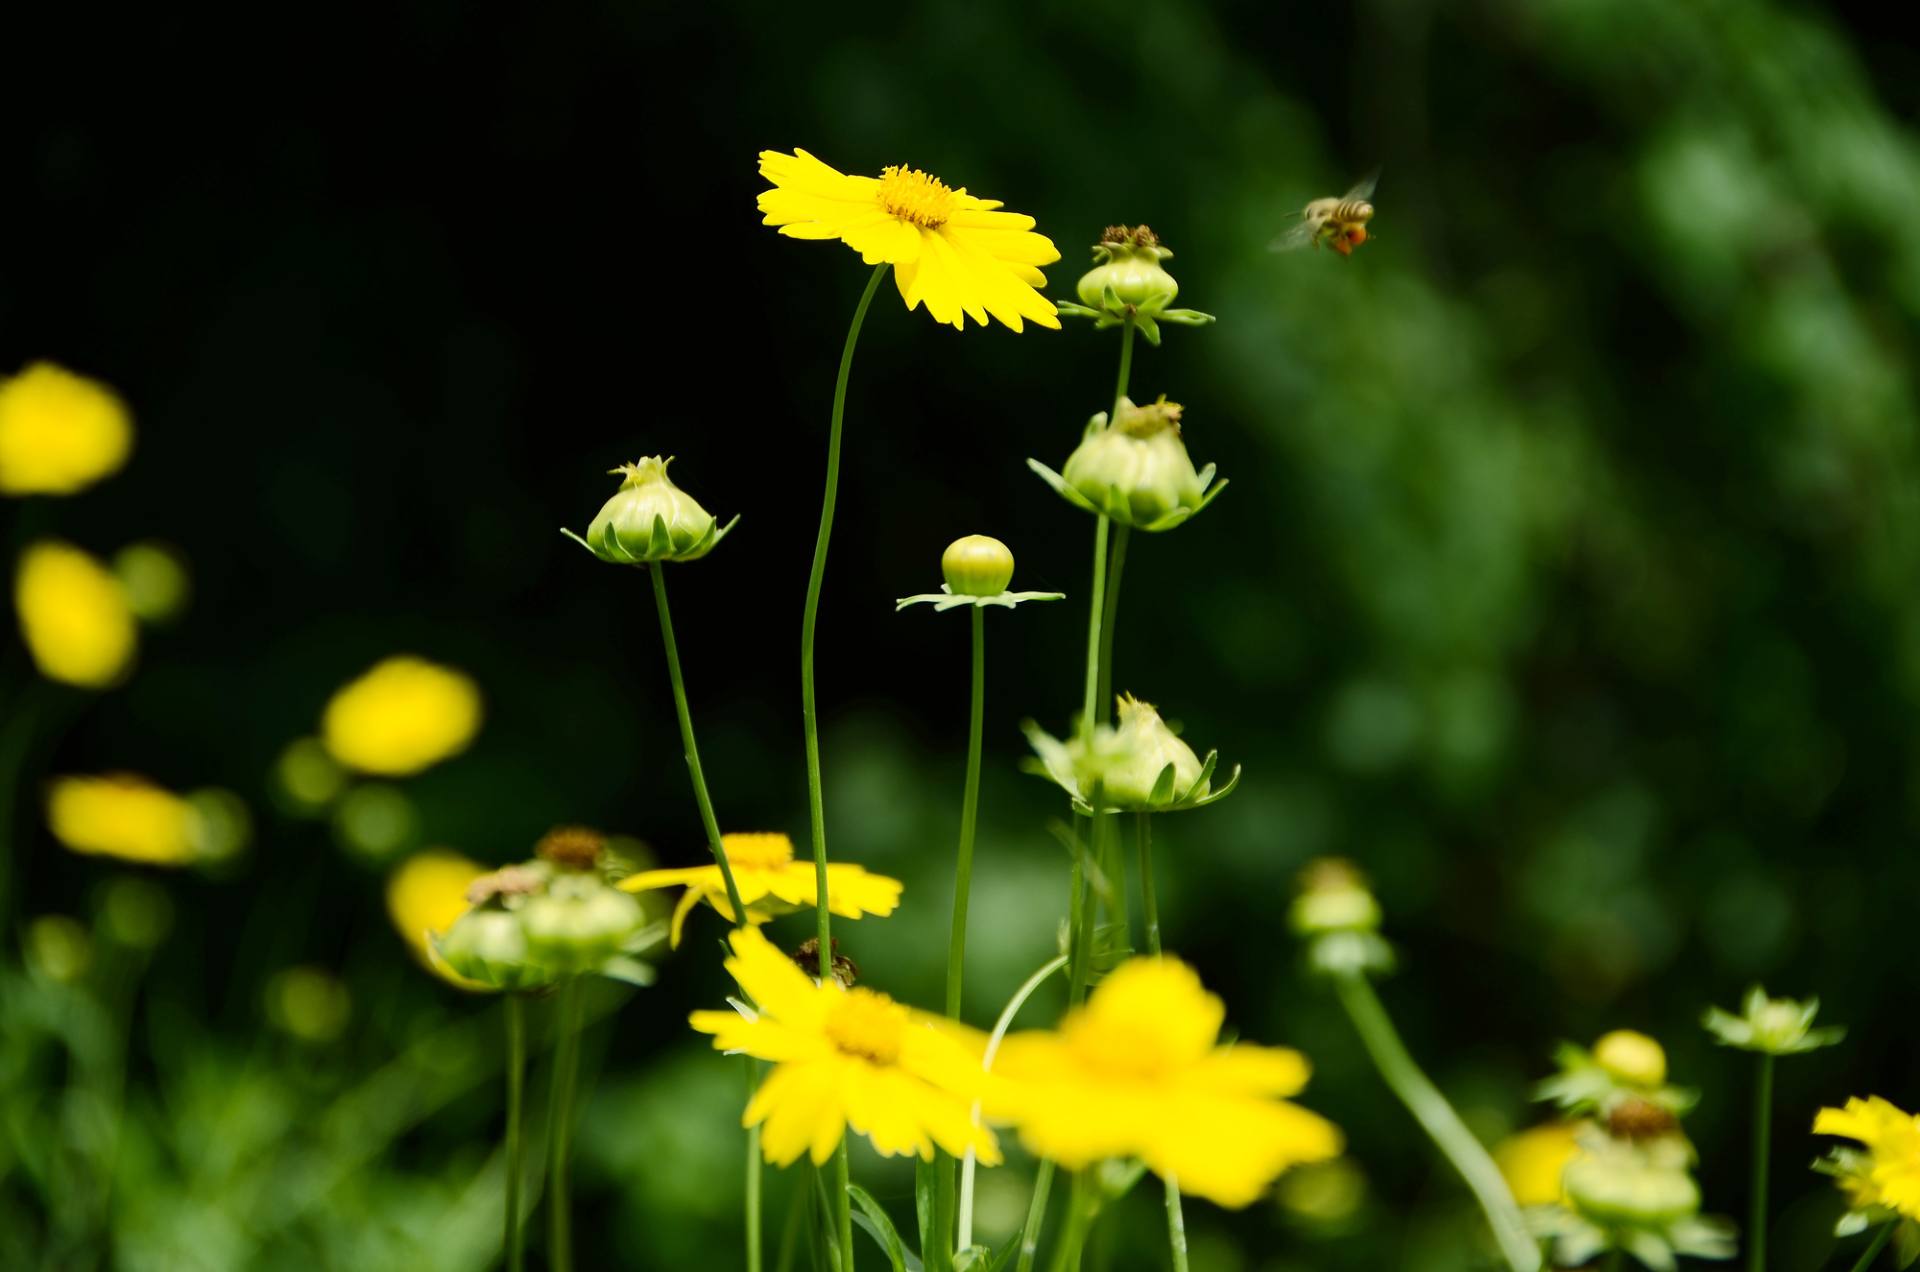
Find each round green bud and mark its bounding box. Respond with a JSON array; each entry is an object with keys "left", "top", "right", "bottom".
[
  {"left": 25, "top": 915, "right": 91, "bottom": 983},
  {"left": 1099, "top": 695, "right": 1208, "bottom": 808},
  {"left": 439, "top": 907, "right": 553, "bottom": 991},
  {"left": 266, "top": 965, "right": 352, "bottom": 1043},
  {"left": 1062, "top": 398, "right": 1206, "bottom": 529},
  {"left": 1594, "top": 1030, "right": 1667, "bottom": 1088},
  {"left": 582, "top": 457, "right": 725, "bottom": 564},
  {"left": 520, "top": 874, "right": 644, "bottom": 974},
  {"left": 276, "top": 737, "right": 347, "bottom": 814},
  {"left": 941, "top": 535, "right": 1015, "bottom": 597},
  {"left": 1076, "top": 226, "right": 1179, "bottom": 312},
  {"left": 99, "top": 876, "right": 174, "bottom": 950},
  {"left": 1289, "top": 858, "right": 1383, "bottom": 936},
  {"left": 113, "top": 542, "right": 191, "bottom": 624},
  {"left": 1563, "top": 1151, "right": 1699, "bottom": 1227}
]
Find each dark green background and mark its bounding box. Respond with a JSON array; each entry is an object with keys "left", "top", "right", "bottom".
[{"left": 5, "top": 0, "right": 1918, "bottom": 1266}]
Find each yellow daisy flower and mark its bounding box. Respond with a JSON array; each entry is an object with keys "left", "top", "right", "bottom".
[
  {"left": 321, "top": 656, "right": 482, "bottom": 777},
  {"left": 385, "top": 850, "right": 490, "bottom": 990},
  {"left": 988, "top": 957, "right": 1342, "bottom": 1208},
  {"left": 46, "top": 775, "right": 198, "bottom": 866},
  {"left": 691, "top": 924, "right": 998, "bottom": 1166},
  {"left": 15, "top": 540, "right": 138, "bottom": 688},
  {"left": 0, "top": 362, "right": 133, "bottom": 496},
  {"left": 1495, "top": 1120, "right": 1586, "bottom": 1208},
  {"left": 757, "top": 149, "right": 1062, "bottom": 332},
  {"left": 1816, "top": 1096, "right": 1920, "bottom": 1218},
  {"left": 620, "top": 831, "right": 902, "bottom": 947}
]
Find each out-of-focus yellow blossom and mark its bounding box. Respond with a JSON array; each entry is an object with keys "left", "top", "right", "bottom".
[
  {"left": 757, "top": 149, "right": 1061, "bottom": 332},
  {"left": 989, "top": 957, "right": 1343, "bottom": 1207},
  {"left": 386, "top": 850, "right": 489, "bottom": 989},
  {"left": 1496, "top": 1121, "right": 1586, "bottom": 1207},
  {"left": 47, "top": 775, "right": 197, "bottom": 866},
  {"left": 321, "top": 656, "right": 482, "bottom": 776},
  {"left": 15, "top": 540, "right": 137, "bottom": 688},
  {"left": 1815, "top": 1096, "right": 1920, "bottom": 1219},
  {"left": 691, "top": 925, "right": 996, "bottom": 1166},
  {"left": 0, "top": 362, "right": 132, "bottom": 496},
  {"left": 622, "top": 831, "right": 903, "bottom": 948}
]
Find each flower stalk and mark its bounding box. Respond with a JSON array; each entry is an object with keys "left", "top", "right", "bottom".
[
  {"left": 547, "top": 979, "right": 585, "bottom": 1272},
  {"left": 1750, "top": 1052, "right": 1773, "bottom": 1272},
  {"left": 505, "top": 994, "right": 527, "bottom": 1272},
  {"left": 1848, "top": 1223, "right": 1895, "bottom": 1272}
]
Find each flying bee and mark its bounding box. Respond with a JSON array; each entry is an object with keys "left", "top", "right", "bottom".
[{"left": 1270, "top": 170, "right": 1379, "bottom": 257}]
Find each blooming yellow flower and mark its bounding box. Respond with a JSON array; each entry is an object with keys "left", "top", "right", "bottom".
[
  {"left": 1815, "top": 1096, "right": 1920, "bottom": 1218},
  {"left": 691, "top": 924, "right": 997, "bottom": 1166},
  {"left": 0, "top": 362, "right": 132, "bottom": 496},
  {"left": 386, "top": 850, "right": 490, "bottom": 989},
  {"left": 1496, "top": 1121, "right": 1586, "bottom": 1208},
  {"left": 321, "top": 656, "right": 482, "bottom": 776},
  {"left": 989, "top": 957, "right": 1342, "bottom": 1208},
  {"left": 621, "top": 831, "right": 902, "bottom": 947},
  {"left": 757, "top": 149, "right": 1062, "bottom": 332},
  {"left": 47, "top": 775, "right": 198, "bottom": 866},
  {"left": 15, "top": 540, "right": 137, "bottom": 688}
]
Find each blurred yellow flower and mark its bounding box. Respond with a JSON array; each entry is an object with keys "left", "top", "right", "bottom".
[
  {"left": 385, "top": 850, "right": 489, "bottom": 989},
  {"left": 1495, "top": 1120, "right": 1585, "bottom": 1207},
  {"left": 691, "top": 925, "right": 997, "bottom": 1166},
  {"left": 989, "top": 957, "right": 1343, "bottom": 1208},
  {"left": 1816, "top": 1096, "right": 1920, "bottom": 1218},
  {"left": 0, "top": 362, "right": 133, "bottom": 496},
  {"left": 15, "top": 540, "right": 137, "bottom": 688},
  {"left": 757, "top": 149, "right": 1061, "bottom": 332},
  {"left": 47, "top": 775, "right": 197, "bottom": 866},
  {"left": 321, "top": 656, "right": 482, "bottom": 776},
  {"left": 621, "top": 831, "right": 902, "bottom": 947}
]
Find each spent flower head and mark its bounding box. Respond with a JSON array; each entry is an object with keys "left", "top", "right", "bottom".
[
  {"left": 1022, "top": 695, "right": 1239, "bottom": 814},
  {"left": 1056, "top": 226, "right": 1216, "bottom": 344},
  {"left": 564, "top": 456, "right": 737, "bottom": 566},
  {"left": 1291, "top": 858, "right": 1395, "bottom": 977},
  {"left": 1537, "top": 1032, "right": 1697, "bottom": 1120},
  {"left": 1702, "top": 985, "right": 1844, "bottom": 1056},
  {"left": 1533, "top": 1125, "right": 1735, "bottom": 1268},
  {"left": 1030, "top": 396, "right": 1226, "bottom": 532},
  {"left": 897, "top": 535, "right": 1064, "bottom": 612}
]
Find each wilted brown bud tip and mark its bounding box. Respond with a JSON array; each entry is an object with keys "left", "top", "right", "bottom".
[
  {"left": 1115, "top": 395, "right": 1184, "bottom": 438},
  {"left": 536, "top": 825, "right": 606, "bottom": 871},
  {"left": 1606, "top": 1097, "right": 1679, "bottom": 1142},
  {"left": 1299, "top": 856, "right": 1370, "bottom": 896},
  {"left": 466, "top": 863, "right": 545, "bottom": 906},
  {"left": 793, "top": 937, "right": 860, "bottom": 988}
]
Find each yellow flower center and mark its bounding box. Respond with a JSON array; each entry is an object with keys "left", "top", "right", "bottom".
[
  {"left": 824, "top": 988, "right": 909, "bottom": 1065},
  {"left": 877, "top": 165, "right": 956, "bottom": 229},
  {"left": 720, "top": 832, "right": 795, "bottom": 872},
  {"left": 1062, "top": 1016, "right": 1182, "bottom": 1082}
]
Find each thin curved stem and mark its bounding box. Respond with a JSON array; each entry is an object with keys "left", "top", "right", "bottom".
[
  {"left": 1137, "top": 815, "right": 1161, "bottom": 957},
  {"left": 1750, "top": 1052, "right": 1773, "bottom": 1272},
  {"left": 1163, "top": 1176, "right": 1189, "bottom": 1272},
  {"left": 547, "top": 979, "right": 585, "bottom": 1272},
  {"left": 1332, "top": 971, "right": 1540, "bottom": 1272},
  {"left": 1014, "top": 1161, "right": 1058, "bottom": 1272},
  {"left": 960, "top": 954, "right": 1069, "bottom": 1250},
  {"left": 650, "top": 564, "right": 748, "bottom": 923},
  {"left": 1847, "top": 1222, "right": 1896, "bottom": 1272},
  {"left": 801, "top": 261, "right": 890, "bottom": 959},
  {"left": 505, "top": 995, "right": 527, "bottom": 1272}
]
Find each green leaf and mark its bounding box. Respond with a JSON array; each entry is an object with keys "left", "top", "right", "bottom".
[
  {"left": 847, "top": 1182, "right": 917, "bottom": 1272},
  {"left": 914, "top": 1156, "right": 937, "bottom": 1260}
]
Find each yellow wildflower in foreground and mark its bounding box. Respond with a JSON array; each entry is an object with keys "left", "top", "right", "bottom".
[
  {"left": 321, "top": 656, "right": 482, "bottom": 776},
  {"left": 0, "top": 362, "right": 133, "bottom": 496},
  {"left": 15, "top": 540, "right": 138, "bottom": 688},
  {"left": 1496, "top": 1121, "right": 1585, "bottom": 1208},
  {"left": 757, "top": 149, "right": 1061, "bottom": 332},
  {"left": 621, "top": 831, "right": 902, "bottom": 947},
  {"left": 47, "top": 775, "right": 198, "bottom": 866},
  {"left": 386, "top": 850, "right": 490, "bottom": 989},
  {"left": 990, "top": 957, "right": 1342, "bottom": 1208},
  {"left": 1815, "top": 1096, "right": 1920, "bottom": 1218},
  {"left": 691, "top": 925, "right": 997, "bottom": 1166}
]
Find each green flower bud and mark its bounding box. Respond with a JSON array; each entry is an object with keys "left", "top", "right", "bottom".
[
  {"left": 1594, "top": 1031, "right": 1667, "bottom": 1088},
  {"left": 1563, "top": 1143, "right": 1700, "bottom": 1227},
  {"left": 941, "top": 535, "right": 1015, "bottom": 597},
  {"left": 1060, "top": 398, "right": 1212, "bottom": 530},
  {"left": 1102, "top": 695, "right": 1207, "bottom": 807},
  {"left": 568, "top": 456, "right": 737, "bottom": 565},
  {"left": 1289, "top": 858, "right": 1382, "bottom": 937},
  {"left": 113, "top": 542, "right": 191, "bottom": 624},
  {"left": 1076, "top": 226, "right": 1179, "bottom": 312},
  {"left": 520, "top": 873, "right": 644, "bottom": 974},
  {"left": 1702, "top": 985, "right": 1844, "bottom": 1056},
  {"left": 438, "top": 905, "right": 554, "bottom": 991}
]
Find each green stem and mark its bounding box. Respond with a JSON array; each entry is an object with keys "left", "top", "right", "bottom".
[
  {"left": 1065, "top": 838, "right": 1093, "bottom": 1007},
  {"left": 1163, "top": 1175, "right": 1189, "bottom": 1272},
  {"left": 505, "top": 995, "right": 527, "bottom": 1272},
  {"left": 960, "top": 953, "right": 1069, "bottom": 1250},
  {"left": 650, "top": 563, "right": 748, "bottom": 923},
  {"left": 1015, "top": 1161, "right": 1058, "bottom": 1272},
  {"left": 1750, "top": 1052, "right": 1773, "bottom": 1272},
  {"left": 1045, "top": 1172, "right": 1096, "bottom": 1272},
  {"left": 831, "top": 1142, "right": 855, "bottom": 1272},
  {"left": 1137, "top": 815, "right": 1161, "bottom": 956},
  {"left": 1095, "top": 526, "right": 1129, "bottom": 726},
  {"left": 1848, "top": 1223, "right": 1896, "bottom": 1272},
  {"left": 801, "top": 261, "right": 890, "bottom": 961},
  {"left": 547, "top": 979, "right": 585, "bottom": 1272},
  {"left": 747, "top": 1058, "right": 764, "bottom": 1272},
  {"left": 946, "top": 606, "right": 986, "bottom": 1017},
  {"left": 1112, "top": 320, "right": 1135, "bottom": 422},
  {"left": 1080, "top": 518, "right": 1110, "bottom": 738},
  {"left": 1331, "top": 971, "right": 1540, "bottom": 1272}
]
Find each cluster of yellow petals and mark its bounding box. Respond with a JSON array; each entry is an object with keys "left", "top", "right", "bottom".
[
  {"left": 988, "top": 957, "right": 1343, "bottom": 1208},
  {"left": 15, "top": 540, "right": 138, "bottom": 688},
  {"left": 385, "top": 850, "right": 490, "bottom": 989},
  {"left": 621, "top": 831, "right": 902, "bottom": 947},
  {"left": 1816, "top": 1096, "right": 1920, "bottom": 1218},
  {"left": 321, "top": 656, "right": 483, "bottom": 777},
  {"left": 0, "top": 362, "right": 133, "bottom": 496},
  {"left": 692, "top": 925, "right": 997, "bottom": 1166},
  {"left": 757, "top": 149, "right": 1061, "bottom": 333},
  {"left": 46, "top": 775, "right": 199, "bottom": 866},
  {"left": 1495, "top": 1120, "right": 1585, "bottom": 1208}
]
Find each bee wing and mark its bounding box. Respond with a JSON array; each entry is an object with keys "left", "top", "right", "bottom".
[
  {"left": 1268, "top": 216, "right": 1320, "bottom": 253},
  {"left": 1341, "top": 168, "right": 1381, "bottom": 202}
]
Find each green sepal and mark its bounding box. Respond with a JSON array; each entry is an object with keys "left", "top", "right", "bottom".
[
  {"left": 1157, "top": 308, "right": 1217, "bottom": 326},
  {"left": 596, "top": 955, "right": 656, "bottom": 987},
  {"left": 1027, "top": 458, "right": 1102, "bottom": 518},
  {"left": 1135, "top": 314, "right": 1162, "bottom": 346},
  {"left": 897, "top": 585, "right": 1065, "bottom": 613}
]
